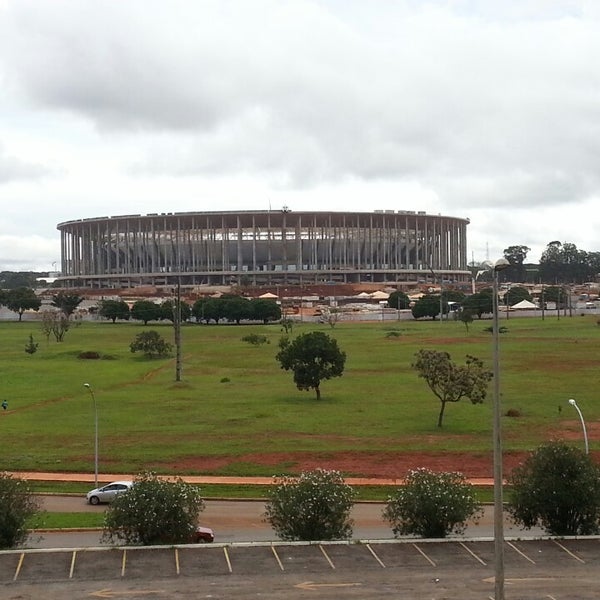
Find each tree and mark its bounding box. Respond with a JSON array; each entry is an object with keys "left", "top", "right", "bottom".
[
  {"left": 503, "top": 245, "right": 530, "bottom": 283},
  {"left": 40, "top": 309, "right": 79, "bottom": 342},
  {"left": 503, "top": 286, "right": 531, "bottom": 307},
  {"left": 264, "top": 469, "right": 355, "bottom": 541},
  {"left": 387, "top": 290, "right": 411, "bottom": 310},
  {"left": 412, "top": 350, "right": 492, "bottom": 427},
  {"left": 411, "top": 294, "right": 445, "bottom": 320},
  {"left": 159, "top": 299, "right": 191, "bottom": 322},
  {"left": 383, "top": 468, "right": 482, "bottom": 538},
  {"left": 51, "top": 292, "right": 83, "bottom": 316},
  {"left": 0, "top": 472, "right": 40, "bottom": 549},
  {"left": 276, "top": 332, "right": 346, "bottom": 400},
  {"left": 540, "top": 285, "right": 568, "bottom": 309},
  {"left": 222, "top": 296, "right": 252, "bottom": 324},
  {"left": 461, "top": 289, "right": 493, "bottom": 319},
  {"left": 2, "top": 287, "right": 41, "bottom": 321},
  {"left": 508, "top": 442, "right": 600, "bottom": 536},
  {"left": 98, "top": 299, "right": 130, "bottom": 323},
  {"left": 458, "top": 309, "right": 474, "bottom": 333},
  {"left": 24, "top": 333, "right": 39, "bottom": 354},
  {"left": 251, "top": 298, "right": 282, "bottom": 323},
  {"left": 102, "top": 471, "right": 205, "bottom": 545},
  {"left": 130, "top": 330, "right": 173, "bottom": 358},
  {"left": 130, "top": 300, "right": 162, "bottom": 325}
]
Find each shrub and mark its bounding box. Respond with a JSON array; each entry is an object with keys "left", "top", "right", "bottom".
[
  {"left": 385, "top": 331, "right": 402, "bottom": 338},
  {"left": 508, "top": 441, "right": 600, "bottom": 535},
  {"left": 241, "top": 334, "right": 269, "bottom": 346},
  {"left": 505, "top": 408, "right": 522, "bottom": 417},
  {"left": 383, "top": 468, "right": 482, "bottom": 538},
  {"left": 0, "top": 472, "right": 40, "bottom": 549},
  {"left": 24, "top": 333, "right": 39, "bottom": 355},
  {"left": 129, "top": 330, "right": 173, "bottom": 358},
  {"left": 264, "top": 469, "right": 355, "bottom": 541},
  {"left": 78, "top": 351, "right": 101, "bottom": 360},
  {"left": 102, "top": 471, "right": 205, "bottom": 545}
]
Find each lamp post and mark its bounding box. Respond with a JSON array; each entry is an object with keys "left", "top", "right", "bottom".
[
  {"left": 83, "top": 383, "right": 99, "bottom": 488},
  {"left": 568, "top": 398, "right": 589, "bottom": 454},
  {"left": 486, "top": 257, "right": 510, "bottom": 600}
]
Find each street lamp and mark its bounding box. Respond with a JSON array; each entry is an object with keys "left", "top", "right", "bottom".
[
  {"left": 83, "top": 383, "right": 99, "bottom": 488},
  {"left": 568, "top": 398, "right": 589, "bottom": 454},
  {"left": 483, "top": 257, "right": 510, "bottom": 600}
]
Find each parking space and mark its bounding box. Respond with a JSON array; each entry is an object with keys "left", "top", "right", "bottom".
[
  {"left": 317, "top": 543, "right": 384, "bottom": 570},
  {"left": 368, "top": 542, "right": 435, "bottom": 568},
  {"left": 0, "top": 552, "right": 21, "bottom": 583},
  {"left": 72, "top": 548, "right": 123, "bottom": 580},
  {"left": 508, "top": 539, "right": 586, "bottom": 566},
  {"left": 227, "top": 545, "right": 282, "bottom": 574},
  {"left": 122, "top": 547, "right": 178, "bottom": 579},
  {"left": 274, "top": 544, "right": 333, "bottom": 573},
  {"left": 558, "top": 538, "right": 600, "bottom": 563},
  {"left": 16, "top": 550, "right": 73, "bottom": 582},
  {"left": 177, "top": 546, "right": 231, "bottom": 576}
]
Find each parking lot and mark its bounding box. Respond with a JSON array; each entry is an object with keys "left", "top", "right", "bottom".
[{"left": 2, "top": 537, "right": 600, "bottom": 599}]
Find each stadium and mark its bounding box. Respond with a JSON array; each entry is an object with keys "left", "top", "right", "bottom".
[{"left": 56, "top": 210, "right": 471, "bottom": 288}]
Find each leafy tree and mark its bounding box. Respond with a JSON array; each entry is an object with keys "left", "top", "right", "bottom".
[
  {"left": 383, "top": 468, "right": 482, "bottom": 538},
  {"left": 412, "top": 350, "right": 492, "bottom": 427},
  {"left": 223, "top": 296, "right": 252, "bottom": 324},
  {"left": 276, "top": 332, "right": 346, "bottom": 400},
  {"left": 40, "top": 310, "right": 79, "bottom": 342},
  {"left": 0, "top": 472, "right": 40, "bottom": 549},
  {"left": 102, "top": 471, "right": 205, "bottom": 545},
  {"left": 411, "top": 294, "right": 445, "bottom": 320},
  {"left": 130, "top": 330, "right": 173, "bottom": 358},
  {"left": 51, "top": 292, "right": 83, "bottom": 316},
  {"left": 264, "top": 469, "right": 355, "bottom": 541},
  {"left": 280, "top": 315, "right": 294, "bottom": 334},
  {"left": 160, "top": 299, "right": 191, "bottom": 322},
  {"left": 130, "top": 300, "right": 162, "bottom": 325},
  {"left": 202, "top": 298, "right": 227, "bottom": 324},
  {"left": 508, "top": 442, "right": 600, "bottom": 536},
  {"left": 191, "top": 298, "right": 208, "bottom": 323},
  {"left": 503, "top": 286, "right": 531, "bottom": 307},
  {"left": 2, "top": 287, "right": 41, "bottom": 321},
  {"left": 540, "top": 285, "right": 568, "bottom": 309},
  {"left": 461, "top": 288, "right": 493, "bottom": 319},
  {"left": 458, "top": 309, "right": 474, "bottom": 332},
  {"left": 252, "top": 298, "right": 282, "bottom": 323},
  {"left": 98, "top": 299, "right": 130, "bottom": 323},
  {"left": 503, "top": 245, "right": 531, "bottom": 283},
  {"left": 387, "top": 290, "right": 411, "bottom": 310}
]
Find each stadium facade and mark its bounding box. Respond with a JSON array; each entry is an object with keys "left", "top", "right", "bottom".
[{"left": 56, "top": 210, "right": 470, "bottom": 288}]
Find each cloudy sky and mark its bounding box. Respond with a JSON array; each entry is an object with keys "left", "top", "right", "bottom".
[{"left": 0, "top": 0, "right": 599, "bottom": 272}]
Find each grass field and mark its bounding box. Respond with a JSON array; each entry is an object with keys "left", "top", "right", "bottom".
[{"left": 1, "top": 314, "right": 597, "bottom": 477}]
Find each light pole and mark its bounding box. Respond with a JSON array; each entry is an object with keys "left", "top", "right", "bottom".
[
  {"left": 568, "top": 398, "right": 589, "bottom": 454},
  {"left": 486, "top": 257, "right": 510, "bottom": 600},
  {"left": 83, "top": 383, "right": 99, "bottom": 488}
]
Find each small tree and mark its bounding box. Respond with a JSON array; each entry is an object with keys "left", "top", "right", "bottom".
[
  {"left": 102, "top": 472, "right": 205, "bottom": 545},
  {"left": 130, "top": 330, "right": 173, "bottom": 358},
  {"left": 51, "top": 292, "right": 83, "bottom": 316},
  {"left": 387, "top": 290, "right": 411, "bottom": 310},
  {"left": 24, "top": 333, "right": 39, "bottom": 354},
  {"left": 412, "top": 350, "right": 492, "bottom": 427},
  {"left": 508, "top": 441, "right": 600, "bottom": 536},
  {"left": 411, "top": 294, "right": 446, "bottom": 320},
  {"left": 264, "top": 469, "right": 355, "bottom": 541},
  {"left": 0, "top": 472, "right": 40, "bottom": 549},
  {"left": 383, "top": 468, "right": 482, "bottom": 538},
  {"left": 2, "top": 287, "right": 41, "bottom": 321},
  {"left": 98, "top": 299, "right": 130, "bottom": 323},
  {"left": 130, "top": 300, "right": 162, "bottom": 325},
  {"left": 458, "top": 309, "right": 474, "bottom": 333},
  {"left": 276, "top": 331, "right": 346, "bottom": 400},
  {"left": 40, "top": 309, "right": 80, "bottom": 342}
]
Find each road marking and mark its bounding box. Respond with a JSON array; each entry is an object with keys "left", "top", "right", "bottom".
[
  {"left": 14, "top": 552, "right": 24, "bottom": 581},
  {"left": 174, "top": 548, "right": 180, "bottom": 575},
  {"left": 482, "top": 576, "right": 556, "bottom": 584},
  {"left": 319, "top": 545, "right": 335, "bottom": 569},
  {"left": 89, "top": 590, "right": 165, "bottom": 598},
  {"left": 413, "top": 543, "right": 436, "bottom": 567},
  {"left": 121, "top": 549, "right": 127, "bottom": 577},
  {"left": 294, "top": 581, "right": 362, "bottom": 591},
  {"left": 459, "top": 542, "right": 486, "bottom": 566},
  {"left": 506, "top": 541, "right": 536, "bottom": 564},
  {"left": 223, "top": 547, "right": 233, "bottom": 573},
  {"left": 271, "top": 545, "right": 284, "bottom": 571},
  {"left": 366, "top": 544, "right": 386, "bottom": 568},
  {"left": 70, "top": 550, "right": 77, "bottom": 579},
  {"left": 553, "top": 540, "right": 585, "bottom": 563}
]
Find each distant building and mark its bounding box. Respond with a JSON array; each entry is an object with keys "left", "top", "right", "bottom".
[{"left": 56, "top": 210, "right": 470, "bottom": 288}]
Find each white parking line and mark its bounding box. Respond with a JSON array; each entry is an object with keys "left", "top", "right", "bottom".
[
  {"left": 223, "top": 547, "right": 233, "bottom": 573},
  {"left": 459, "top": 542, "right": 486, "bottom": 566},
  {"left": 319, "top": 545, "right": 335, "bottom": 569},
  {"left": 271, "top": 546, "right": 284, "bottom": 571},
  {"left": 13, "top": 553, "right": 24, "bottom": 581},
  {"left": 121, "top": 549, "right": 127, "bottom": 577},
  {"left": 553, "top": 540, "right": 585, "bottom": 563},
  {"left": 69, "top": 550, "right": 77, "bottom": 579},
  {"left": 174, "top": 548, "right": 180, "bottom": 575},
  {"left": 412, "top": 544, "right": 436, "bottom": 567},
  {"left": 366, "top": 544, "right": 386, "bottom": 568},
  {"left": 506, "top": 541, "right": 536, "bottom": 564}
]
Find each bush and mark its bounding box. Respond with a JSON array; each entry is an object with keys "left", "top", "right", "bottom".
[
  {"left": 24, "top": 333, "right": 39, "bottom": 355},
  {"left": 129, "top": 330, "right": 173, "bottom": 358},
  {"left": 507, "top": 441, "right": 600, "bottom": 535},
  {"left": 264, "top": 469, "right": 355, "bottom": 541},
  {"left": 102, "top": 471, "right": 205, "bottom": 545},
  {"left": 382, "top": 468, "right": 482, "bottom": 538},
  {"left": 0, "top": 472, "right": 40, "bottom": 549},
  {"left": 241, "top": 334, "right": 269, "bottom": 346},
  {"left": 78, "top": 351, "right": 101, "bottom": 360}
]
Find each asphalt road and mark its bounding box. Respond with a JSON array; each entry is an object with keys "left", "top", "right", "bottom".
[{"left": 28, "top": 495, "right": 544, "bottom": 549}]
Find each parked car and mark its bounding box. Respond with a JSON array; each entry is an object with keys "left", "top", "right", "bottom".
[
  {"left": 86, "top": 481, "right": 133, "bottom": 505},
  {"left": 191, "top": 526, "right": 214, "bottom": 543}
]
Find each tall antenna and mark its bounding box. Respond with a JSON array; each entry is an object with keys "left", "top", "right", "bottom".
[{"left": 486, "top": 242, "right": 490, "bottom": 261}]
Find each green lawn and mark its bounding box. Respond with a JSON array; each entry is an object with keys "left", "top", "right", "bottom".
[{"left": 1, "top": 315, "right": 597, "bottom": 475}]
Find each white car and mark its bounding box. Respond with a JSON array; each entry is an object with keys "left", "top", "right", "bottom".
[{"left": 86, "top": 481, "right": 133, "bottom": 505}]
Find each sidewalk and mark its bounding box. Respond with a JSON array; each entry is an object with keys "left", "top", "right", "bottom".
[{"left": 11, "top": 471, "right": 495, "bottom": 486}]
